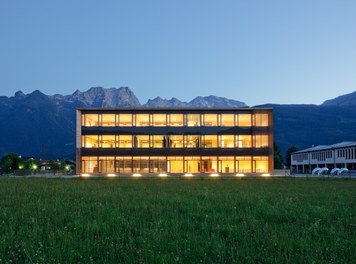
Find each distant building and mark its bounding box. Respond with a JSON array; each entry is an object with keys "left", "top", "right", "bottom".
[
  {"left": 291, "top": 142, "right": 356, "bottom": 173},
  {"left": 76, "top": 108, "right": 274, "bottom": 176}
]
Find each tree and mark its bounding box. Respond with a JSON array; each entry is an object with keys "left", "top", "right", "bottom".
[
  {"left": 0, "top": 153, "right": 21, "bottom": 173},
  {"left": 285, "top": 145, "right": 298, "bottom": 168},
  {"left": 274, "top": 142, "right": 284, "bottom": 169}
]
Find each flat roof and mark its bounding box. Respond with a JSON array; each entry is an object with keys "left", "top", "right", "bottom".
[
  {"left": 77, "top": 107, "right": 273, "bottom": 111},
  {"left": 294, "top": 141, "right": 356, "bottom": 154}
]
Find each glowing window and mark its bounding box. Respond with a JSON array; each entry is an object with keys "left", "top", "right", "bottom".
[
  {"left": 150, "top": 156, "right": 166, "bottom": 172},
  {"left": 101, "top": 114, "right": 116, "bottom": 127},
  {"left": 187, "top": 114, "right": 200, "bottom": 126},
  {"left": 99, "top": 156, "right": 115, "bottom": 173},
  {"left": 118, "top": 114, "right": 132, "bottom": 127},
  {"left": 151, "top": 135, "right": 165, "bottom": 148},
  {"left": 220, "top": 135, "right": 235, "bottom": 148},
  {"left": 203, "top": 114, "right": 218, "bottom": 126},
  {"left": 152, "top": 114, "right": 167, "bottom": 126},
  {"left": 184, "top": 135, "right": 200, "bottom": 148},
  {"left": 236, "top": 135, "right": 252, "bottom": 148},
  {"left": 201, "top": 156, "right": 218, "bottom": 173},
  {"left": 100, "top": 135, "right": 116, "bottom": 148},
  {"left": 236, "top": 157, "right": 252, "bottom": 173},
  {"left": 221, "top": 114, "right": 235, "bottom": 126},
  {"left": 167, "top": 156, "right": 184, "bottom": 173},
  {"left": 184, "top": 156, "right": 200, "bottom": 173},
  {"left": 254, "top": 135, "right": 269, "bottom": 148},
  {"left": 118, "top": 135, "right": 132, "bottom": 148},
  {"left": 82, "top": 156, "right": 98, "bottom": 173},
  {"left": 169, "top": 114, "right": 184, "bottom": 126},
  {"left": 116, "top": 157, "right": 132, "bottom": 173},
  {"left": 202, "top": 135, "right": 218, "bottom": 148},
  {"left": 170, "top": 135, "right": 184, "bottom": 148},
  {"left": 82, "top": 135, "right": 99, "bottom": 148},
  {"left": 136, "top": 114, "right": 150, "bottom": 126},
  {"left": 254, "top": 156, "right": 269, "bottom": 173},
  {"left": 82, "top": 114, "right": 99, "bottom": 127},
  {"left": 133, "top": 156, "right": 149, "bottom": 173},
  {"left": 135, "top": 136, "right": 150, "bottom": 148},
  {"left": 238, "top": 114, "right": 251, "bottom": 126},
  {"left": 254, "top": 113, "right": 269, "bottom": 127},
  {"left": 219, "top": 157, "right": 234, "bottom": 173}
]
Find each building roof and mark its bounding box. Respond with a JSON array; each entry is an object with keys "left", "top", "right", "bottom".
[
  {"left": 77, "top": 107, "right": 273, "bottom": 111},
  {"left": 293, "top": 141, "right": 356, "bottom": 154}
]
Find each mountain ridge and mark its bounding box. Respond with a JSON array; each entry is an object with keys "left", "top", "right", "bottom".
[{"left": 0, "top": 86, "right": 355, "bottom": 159}]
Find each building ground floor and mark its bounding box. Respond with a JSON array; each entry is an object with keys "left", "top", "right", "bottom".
[
  {"left": 79, "top": 155, "right": 271, "bottom": 176},
  {"left": 293, "top": 162, "right": 356, "bottom": 174}
]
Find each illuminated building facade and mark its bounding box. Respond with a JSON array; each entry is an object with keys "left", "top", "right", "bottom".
[{"left": 76, "top": 108, "right": 274, "bottom": 176}]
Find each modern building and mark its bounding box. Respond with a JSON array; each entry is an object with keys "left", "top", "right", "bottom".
[
  {"left": 291, "top": 142, "right": 356, "bottom": 173},
  {"left": 76, "top": 108, "right": 274, "bottom": 176}
]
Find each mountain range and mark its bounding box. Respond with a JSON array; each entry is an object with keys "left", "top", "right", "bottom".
[{"left": 0, "top": 87, "right": 355, "bottom": 159}]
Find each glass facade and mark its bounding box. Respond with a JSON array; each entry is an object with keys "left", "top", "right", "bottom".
[{"left": 78, "top": 109, "right": 273, "bottom": 175}]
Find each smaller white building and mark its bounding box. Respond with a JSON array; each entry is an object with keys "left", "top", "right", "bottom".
[{"left": 291, "top": 142, "right": 356, "bottom": 174}]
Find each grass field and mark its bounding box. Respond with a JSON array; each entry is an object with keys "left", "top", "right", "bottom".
[{"left": 0, "top": 177, "right": 355, "bottom": 263}]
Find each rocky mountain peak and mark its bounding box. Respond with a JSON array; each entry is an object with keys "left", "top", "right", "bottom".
[{"left": 322, "top": 91, "right": 356, "bottom": 106}]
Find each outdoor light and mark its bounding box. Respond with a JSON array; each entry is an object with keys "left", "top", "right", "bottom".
[
  {"left": 107, "top": 173, "right": 116, "bottom": 177},
  {"left": 81, "top": 173, "right": 91, "bottom": 177},
  {"left": 261, "top": 173, "right": 271, "bottom": 177},
  {"left": 32, "top": 164, "right": 38, "bottom": 170},
  {"left": 184, "top": 173, "right": 193, "bottom": 177},
  {"left": 132, "top": 173, "right": 142, "bottom": 177},
  {"left": 65, "top": 165, "right": 70, "bottom": 170},
  {"left": 19, "top": 165, "right": 24, "bottom": 170},
  {"left": 236, "top": 173, "right": 245, "bottom": 177},
  {"left": 158, "top": 173, "right": 168, "bottom": 177},
  {"left": 210, "top": 173, "right": 219, "bottom": 177}
]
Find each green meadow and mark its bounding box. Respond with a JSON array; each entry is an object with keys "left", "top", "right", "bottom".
[{"left": 0, "top": 177, "right": 355, "bottom": 263}]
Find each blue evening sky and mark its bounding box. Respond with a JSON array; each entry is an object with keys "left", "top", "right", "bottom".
[{"left": 0, "top": 1, "right": 355, "bottom": 106}]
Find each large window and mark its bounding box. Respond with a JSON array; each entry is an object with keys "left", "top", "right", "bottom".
[
  {"left": 118, "top": 114, "right": 132, "bottom": 127},
  {"left": 169, "top": 114, "right": 184, "bottom": 126},
  {"left": 151, "top": 135, "right": 165, "bottom": 148},
  {"left": 236, "top": 156, "right": 252, "bottom": 173},
  {"left": 186, "top": 114, "right": 200, "bottom": 126},
  {"left": 220, "top": 135, "right": 235, "bottom": 148},
  {"left": 101, "top": 135, "right": 116, "bottom": 148},
  {"left": 82, "top": 114, "right": 99, "bottom": 127},
  {"left": 150, "top": 157, "right": 166, "bottom": 172},
  {"left": 118, "top": 135, "right": 132, "bottom": 148},
  {"left": 254, "top": 113, "right": 269, "bottom": 127},
  {"left": 168, "top": 156, "right": 184, "bottom": 173},
  {"left": 201, "top": 156, "right": 218, "bottom": 173},
  {"left": 82, "top": 135, "right": 99, "bottom": 148},
  {"left": 237, "top": 114, "right": 251, "bottom": 126},
  {"left": 99, "top": 156, "right": 115, "bottom": 173},
  {"left": 136, "top": 114, "right": 150, "bottom": 127},
  {"left": 184, "top": 156, "right": 200, "bottom": 173},
  {"left": 254, "top": 135, "right": 269, "bottom": 148},
  {"left": 133, "top": 156, "right": 149, "bottom": 173},
  {"left": 82, "top": 156, "right": 98, "bottom": 173},
  {"left": 117, "top": 157, "right": 132, "bottom": 173},
  {"left": 101, "top": 114, "right": 116, "bottom": 127},
  {"left": 221, "top": 114, "right": 235, "bottom": 127},
  {"left": 254, "top": 156, "right": 269, "bottom": 173},
  {"left": 203, "top": 114, "right": 218, "bottom": 126},
  {"left": 135, "top": 136, "right": 150, "bottom": 148},
  {"left": 170, "top": 135, "right": 184, "bottom": 148},
  {"left": 152, "top": 114, "right": 166, "bottom": 126},
  {"left": 236, "top": 135, "right": 252, "bottom": 148},
  {"left": 202, "top": 135, "right": 218, "bottom": 148},
  {"left": 184, "top": 135, "right": 199, "bottom": 148},
  {"left": 219, "top": 157, "right": 234, "bottom": 173}
]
